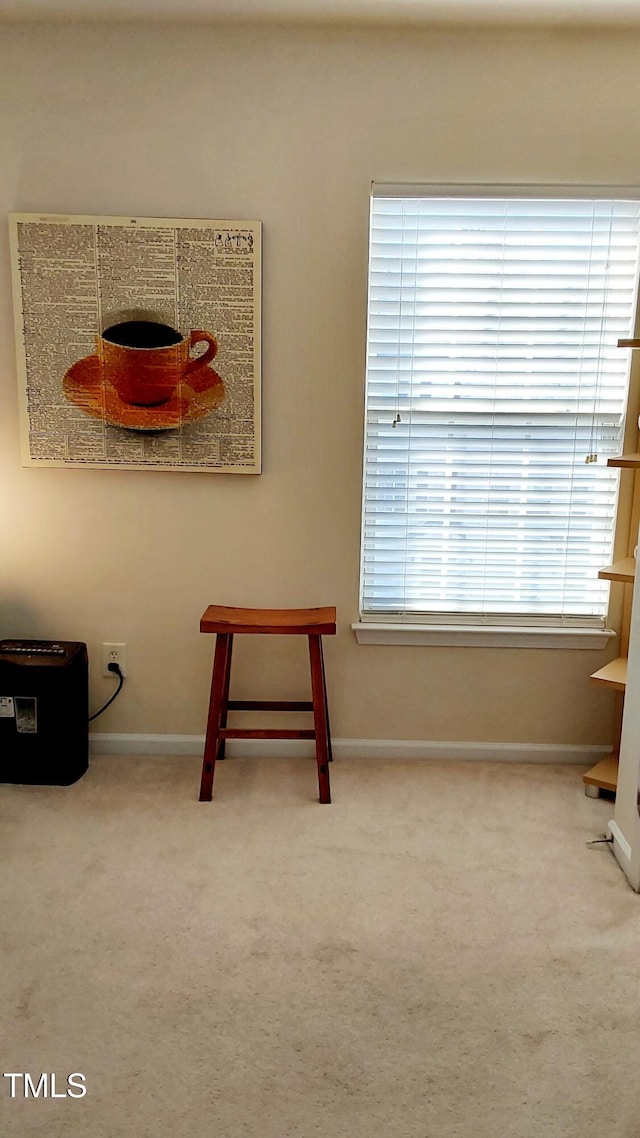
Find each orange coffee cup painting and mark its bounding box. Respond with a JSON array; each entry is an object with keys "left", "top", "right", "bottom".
[{"left": 63, "top": 319, "right": 226, "bottom": 432}]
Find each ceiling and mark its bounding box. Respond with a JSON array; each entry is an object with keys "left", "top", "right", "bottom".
[{"left": 2, "top": 0, "right": 640, "bottom": 27}]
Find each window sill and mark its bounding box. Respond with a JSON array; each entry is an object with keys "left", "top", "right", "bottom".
[{"left": 351, "top": 622, "right": 616, "bottom": 649}]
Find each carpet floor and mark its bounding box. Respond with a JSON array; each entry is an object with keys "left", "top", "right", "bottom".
[{"left": 0, "top": 754, "right": 638, "bottom": 1137}]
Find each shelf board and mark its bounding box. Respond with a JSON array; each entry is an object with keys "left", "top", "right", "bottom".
[
  {"left": 590, "top": 656, "right": 628, "bottom": 691},
  {"left": 607, "top": 454, "right": 640, "bottom": 468},
  {"left": 598, "top": 557, "right": 636, "bottom": 583},
  {"left": 618, "top": 338, "right": 640, "bottom": 348},
  {"left": 583, "top": 753, "right": 619, "bottom": 793}
]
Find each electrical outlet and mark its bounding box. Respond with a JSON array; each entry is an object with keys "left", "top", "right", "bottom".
[{"left": 102, "top": 642, "right": 127, "bottom": 678}]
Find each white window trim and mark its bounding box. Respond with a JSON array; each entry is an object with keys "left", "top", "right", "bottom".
[
  {"left": 373, "top": 182, "right": 640, "bottom": 199},
  {"left": 358, "top": 182, "right": 640, "bottom": 644},
  {"left": 351, "top": 622, "right": 615, "bottom": 648}
]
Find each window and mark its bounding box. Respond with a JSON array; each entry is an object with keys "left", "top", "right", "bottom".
[{"left": 358, "top": 186, "right": 640, "bottom": 644}]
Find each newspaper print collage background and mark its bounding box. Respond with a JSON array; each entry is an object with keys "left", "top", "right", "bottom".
[{"left": 9, "top": 214, "right": 262, "bottom": 473}]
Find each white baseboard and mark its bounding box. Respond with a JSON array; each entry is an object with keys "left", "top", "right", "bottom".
[
  {"left": 90, "top": 733, "right": 207, "bottom": 756},
  {"left": 89, "top": 733, "right": 611, "bottom": 764},
  {"left": 608, "top": 819, "right": 632, "bottom": 863},
  {"left": 608, "top": 819, "right": 640, "bottom": 892}
]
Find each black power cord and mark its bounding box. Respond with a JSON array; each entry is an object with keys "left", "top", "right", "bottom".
[{"left": 89, "top": 662, "right": 125, "bottom": 723}]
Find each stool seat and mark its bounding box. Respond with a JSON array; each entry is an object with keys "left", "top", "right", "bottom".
[
  {"left": 200, "top": 605, "right": 336, "bottom": 636},
  {"left": 199, "top": 605, "right": 336, "bottom": 804}
]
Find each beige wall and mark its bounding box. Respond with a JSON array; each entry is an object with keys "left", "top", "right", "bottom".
[{"left": 0, "top": 20, "right": 638, "bottom": 745}]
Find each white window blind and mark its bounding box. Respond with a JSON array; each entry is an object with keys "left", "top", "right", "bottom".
[{"left": 361, "top": 189, "right": 640, "bottom": 625}]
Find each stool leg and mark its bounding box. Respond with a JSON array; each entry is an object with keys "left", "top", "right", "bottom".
[
  {"left": 308, "top": 634, "right": 331, "bottom": 804},
  {"left": 319, "top": 637, "right": 333, "bottom": 763},
  {"left": 217, "top": 633, "right": 234, "bottom": 761},
  {"left": 199, "top": 632, "right": 231, "bottom": 802}
]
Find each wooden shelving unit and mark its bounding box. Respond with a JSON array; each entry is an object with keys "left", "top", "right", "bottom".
[
  {"left": 583, "top": 338, "right": 640, "bottom": 797},
  {"left": 607, "top": 454, "right": 640, "bottom": 469},
  {"left": 590, "top": 656, "right": 628, "bottom": 691},
  {"left": 583, "top": 753, "right": 619, "bottom": 795},
  {"left": 598, "top": 558, "right": 636, "bottom": 584}
]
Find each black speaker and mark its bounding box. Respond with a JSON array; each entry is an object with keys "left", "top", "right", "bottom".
[{"left": 0, "top": 640, "right": 89, "bottom": 786}]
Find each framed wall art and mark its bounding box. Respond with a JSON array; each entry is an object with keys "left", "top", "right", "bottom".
[{"left": 8, "top": 213, "right": 262, "bottom": 473}]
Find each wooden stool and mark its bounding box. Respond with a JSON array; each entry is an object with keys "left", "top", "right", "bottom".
[{"left": 198, "top": 606, "right": 336, "bottom": 804}]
